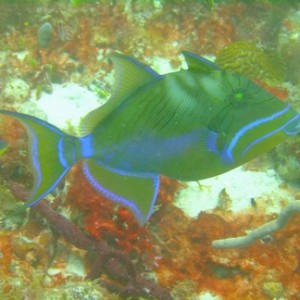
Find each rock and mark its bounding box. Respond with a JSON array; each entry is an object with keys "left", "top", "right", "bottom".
[{"left": 3, "top": 78, "right": 31, "bottom": 103}]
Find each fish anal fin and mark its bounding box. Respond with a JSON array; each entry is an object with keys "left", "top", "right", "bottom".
[{"left": 83, "top": 160, "right": 160, "bottom": 225}]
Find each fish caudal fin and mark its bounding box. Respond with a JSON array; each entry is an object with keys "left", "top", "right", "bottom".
[
  {"left": 0, "top": 110, "right": 78, "bottom": 206},
  {"left": 83, "top": 160, "right": 160, "bottom": 225}
]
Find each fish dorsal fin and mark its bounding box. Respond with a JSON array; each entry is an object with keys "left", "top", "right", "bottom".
[
  {"left": 83, "top": 159, "right": 160, "bottom": 225},
  {"left": 109, "top": 52, "right": 160, "bottom": 103},
  {"left": 80, "top": 53, "right": 160, "bottom": 135},
  {"left": 182, "top": 51, "right": 220, "bottom": 73}
]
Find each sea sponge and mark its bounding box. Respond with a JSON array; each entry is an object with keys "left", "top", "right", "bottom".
[
  {"left": 215, "top": 41, "right": 286, "bottom": 86},
  {"left": 37, "top": 22, "right": 53, "bottom": 48}
]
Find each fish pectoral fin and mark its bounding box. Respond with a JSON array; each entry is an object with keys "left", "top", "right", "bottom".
[
  {"left": 182, "top": 51, "right": 220, "bottom": 73},
  {"left": 83, "top": 160, "right": 160, "bottom": 226}
]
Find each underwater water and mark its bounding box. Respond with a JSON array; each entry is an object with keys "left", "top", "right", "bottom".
[{"left": 0, "top": 0, "right": 300, "bottom": 299}]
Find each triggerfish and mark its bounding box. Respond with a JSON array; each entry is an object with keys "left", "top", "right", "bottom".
[{"left": 0, "top": 52, "right": 299, "bottom": 225}]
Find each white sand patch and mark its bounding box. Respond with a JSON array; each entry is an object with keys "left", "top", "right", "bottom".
[
  {"left": 19, "top": 83, "right": 106, "bottom": 133},
  {"left": 174, "top": 165, "right": 294, "bottom": 218}
]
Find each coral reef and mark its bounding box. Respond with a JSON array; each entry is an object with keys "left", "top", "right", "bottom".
[
  {"left": 151, "top": 208, "right": 300, "bottom": 299},
  {"left": 33, "top": 201, "right": 173, "bottom": 299},
  {"left": 0, "top": 1, "right": 300, "bottom": 299}
]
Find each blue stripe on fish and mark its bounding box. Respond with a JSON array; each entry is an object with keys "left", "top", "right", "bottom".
[
  {"left": 0, "top": 110, "right": 75, "bottom": 207},
  {"left": 283, "top": 113, "right": 300, "bottom": 135},
  {"left": 126, "top": 55, "right": 162, "bottom": 79},
  {"left": 27, "top": 168, "right": 70, "bottom": 207},
  {"left": 242, "top": 112, "right": 300, "bottom": 156},
  {"left": 27, "top": 136, "right": 72, "bottom": 207},
  {"left": 83, "top": 160, "right": 160, "bottom": 225},
  {"left": 223, "top": 105, "right": 291, "bottom": 162},
  {"left": 27, "top": 124, "right": 42, "bottom": 191},
  {"left": 58, "top": 138, "right": 70, "bottom": 169},
  {"left": 57, "top": 136, "right": 79, "bottom": 168},
  {"left": 80, "top": 134, "right": 94, "bottom": 158}
]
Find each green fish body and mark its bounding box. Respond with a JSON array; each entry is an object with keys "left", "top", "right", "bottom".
[{"left": 1, "top": 52, "right": 299, "bottom": 224}]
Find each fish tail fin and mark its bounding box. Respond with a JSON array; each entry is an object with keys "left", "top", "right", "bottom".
[{"left": 0, "top": 110, "right": 80, "bottom": 206}]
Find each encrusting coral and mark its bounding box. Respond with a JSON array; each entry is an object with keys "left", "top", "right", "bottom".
[{"left": 215, "top": 40, "right": 286, "bottom": 86}]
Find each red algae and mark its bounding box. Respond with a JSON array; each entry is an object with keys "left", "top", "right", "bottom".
[
  {"left": 0, "top": 116, "right": 33, "bottom": 192},
  {"left": 66, "top": 164, "right": 185, "bottom": 272},
  {"left": 66, "top": 164, "right": 152, "bottom": 259},
  {"left": 152, "top": 209, "right": 300, "bottom": 299},
  {"left": 196, "top": 11, "right": 236, "bottom": 55},
  {"left": 0, "top": 115, "right": 27, "bottom": 144},
  {"left": 0, "top": 232, "right": 15, "bottom": 276},
  {"left": 158, "top": 175, "right": 186, "bottom": 206}
]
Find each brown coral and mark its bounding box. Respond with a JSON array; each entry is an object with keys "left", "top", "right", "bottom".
[{"left": 216, "top": 41, "right": 286, "bottom": 86}]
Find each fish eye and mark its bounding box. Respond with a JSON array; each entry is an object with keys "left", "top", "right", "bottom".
[
  {"left": 229, "top": 88, "right": 247, "bottom": 107},
  {"left": 234, "top": 91, "right": 244, "bottom": 102}
]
